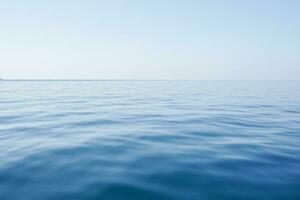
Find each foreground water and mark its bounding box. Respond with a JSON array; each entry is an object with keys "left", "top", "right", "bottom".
[{"left": 0, "top": 81, "right": 300, "bottom": 200}]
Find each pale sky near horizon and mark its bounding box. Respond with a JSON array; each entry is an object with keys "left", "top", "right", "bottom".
[{"left": 0, "top": 0, "right": 299, "bottom": 80}]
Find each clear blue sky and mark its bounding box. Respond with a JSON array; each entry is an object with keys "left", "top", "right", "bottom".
[{"left": 0, "top": 0, "right": 299, "bottom": 80}]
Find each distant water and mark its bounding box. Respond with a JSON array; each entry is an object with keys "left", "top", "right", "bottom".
[{"left": 0, "top": 81, "right": 300, "bottom": 200}]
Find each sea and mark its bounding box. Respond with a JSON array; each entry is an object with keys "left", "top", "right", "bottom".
[{"left": 0, "top": 80, "right": 299, "bottom": 200}]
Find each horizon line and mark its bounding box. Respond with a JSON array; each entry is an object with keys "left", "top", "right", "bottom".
[{"left": 1, "top": 79, "right": 299, "bottom": 81}]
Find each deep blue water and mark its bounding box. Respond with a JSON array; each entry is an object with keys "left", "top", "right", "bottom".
[{"left": 0, "top": 81, "right": 300, "bottom": 200}]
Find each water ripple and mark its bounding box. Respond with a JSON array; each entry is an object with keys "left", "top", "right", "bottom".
[{"left": 0, "top": 81, "right": 300, "bottom": 200}]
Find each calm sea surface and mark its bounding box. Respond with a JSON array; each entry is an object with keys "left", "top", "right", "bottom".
[{"left": 0, "top": 81, "right": 300, "bottom": 200}]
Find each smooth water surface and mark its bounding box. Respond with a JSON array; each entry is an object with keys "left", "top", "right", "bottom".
[{"left": 0, "top": 81, "right": 300, "bottom": 200}]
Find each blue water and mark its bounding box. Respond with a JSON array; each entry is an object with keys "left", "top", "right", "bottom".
[{"left": 0, "top": 81, "right": 300, "bottom": 200}]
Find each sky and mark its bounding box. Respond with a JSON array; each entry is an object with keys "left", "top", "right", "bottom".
[{"left": 0, "top": 0, "right": 299, "bottom": 80}]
